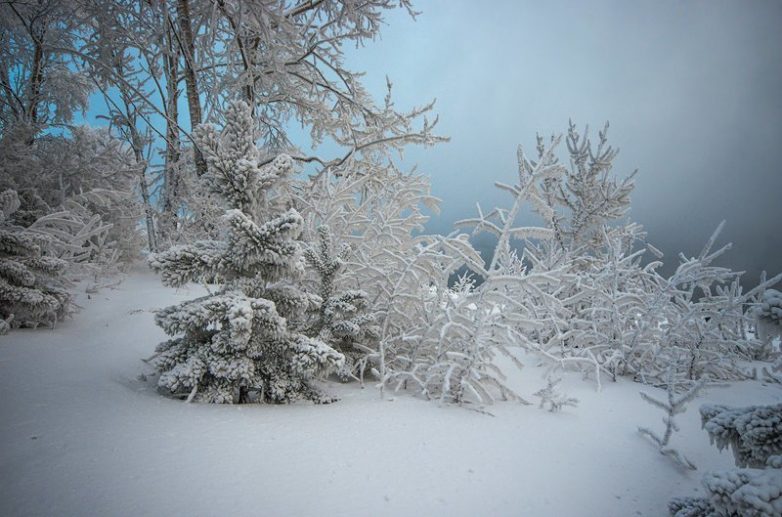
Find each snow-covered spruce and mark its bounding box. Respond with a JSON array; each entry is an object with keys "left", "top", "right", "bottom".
[
  {"left": 670, "top": 463, "right": 782, "bottom": 517},
  {"left": 304, "top": 226, "right": 379, "bottom": 381},
  {"left": 700, "top": 403, "right": 782, "bottom": 469},
  {"left": 0, "top": 189, "right": 73, "bottom": 333},
  {"left": 147, "top": 102, "right": 343, "bottom": 404},
  {"left": 669, "top": 403, "right": 782, "bottom": 516},
  {"left": 755, "top": 288, "right": 782, "bottom": 345}
]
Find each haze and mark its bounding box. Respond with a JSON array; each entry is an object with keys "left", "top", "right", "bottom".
[{"left": 344, "top": 0, "right": 782, "bottom": 284}]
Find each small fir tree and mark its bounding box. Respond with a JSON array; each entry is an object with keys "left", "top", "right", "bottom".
[
  {"left": 147, "top": 101, "right": 343, "bottom": 404},
  {"left": 755, "top": 288, "right": 782, "bottom": 345},
  {"left": 0, "top": 189, "right": 72, "bottom": 333},
  {"left": 637, "top": 371, "right": 705, "bottom": 471},
  {"left": 304, "top": 226, "right": 379, "bottom": 381}
]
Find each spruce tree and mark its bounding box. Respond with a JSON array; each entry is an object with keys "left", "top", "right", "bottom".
[
  {"left": 0, "top": 189, "right": 72, "bottom": 333},
  {"left": 669, "top": 403, "right": 782, "bottom": 516},
  {"left": 147, "top": 101, "right": 344, "bottom": 404},
  {"left": 304, "top": 226, "right": 379, "bottom": 381}
]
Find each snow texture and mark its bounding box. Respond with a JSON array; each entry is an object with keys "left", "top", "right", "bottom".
[{"left": 3, "top": 270, "right": 782, "bottom": 517}]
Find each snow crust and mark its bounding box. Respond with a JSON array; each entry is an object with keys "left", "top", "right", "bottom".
[{"left": 2, "top": 271, "right": 781, "bottom": 517}]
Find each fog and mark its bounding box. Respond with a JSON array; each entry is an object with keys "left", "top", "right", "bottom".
[{"left": 342, "top": 0, "right": 782, "bottom": 283}]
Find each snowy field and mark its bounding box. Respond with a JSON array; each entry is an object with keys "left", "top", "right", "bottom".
[{"left": 1, "top": 270, "right": 780, "bottom": 517}]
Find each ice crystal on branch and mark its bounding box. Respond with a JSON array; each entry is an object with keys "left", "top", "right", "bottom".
[{"left": 147, "top": 101, "right": 343, "bottom": 404}]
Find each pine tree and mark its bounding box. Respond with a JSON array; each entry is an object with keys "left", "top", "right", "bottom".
[
  {"left": 0, "top": 189, "right": 72, "bottom": 333},
  {"left": 669, "top": 403, "right": 782, "bottom": 516},
  {"left": 755, "top": 288, "right": 782, "bottom": 345},
  {"left": 304, "top": 226, "right": 379, "bottom": 381},
  {"left": 147, "top": 101, "right": 343, "bottom": 404}
]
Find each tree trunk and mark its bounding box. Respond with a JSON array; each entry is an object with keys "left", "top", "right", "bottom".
[
  {"left": 176, "top": 0, "right": 207, "bottom": 176},
  {"left": 138, "top": 164, "right": 158, "bottom": 253},
  {"left": 129, "top": 128, "right": 157, "bottom": 252},
  {"left": 215, "top": 1, "right": 255, "bottom": 110},
  {"left": 25, "top": 27, "right": 46, "bottom": 144},
  {"left": 162, "top": 11, "right": 182, "bottom": 234}
]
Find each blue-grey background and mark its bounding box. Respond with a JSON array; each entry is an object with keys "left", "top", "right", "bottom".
[{"left": 341, "top": 0, "right": 782, "bottom": 283}]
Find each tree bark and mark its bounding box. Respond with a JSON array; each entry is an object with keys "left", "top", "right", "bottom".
[
  {"left": 25, "top": 21, "right": 47, "bottom": 144},
  {"left": 129, "top": 126, "right": 157, "bottom": 252},
  {"left": 28, "top": 39, "right": 44, "bottom": 125},
  {"left": 176, "top": 0, "right": 207, "bottom": 176},
  {"left": 162, "top": 11, "right": 182, "bottom": 229},
  {"left": 215, "top": 1, "right": 255, "bottom": 109}
]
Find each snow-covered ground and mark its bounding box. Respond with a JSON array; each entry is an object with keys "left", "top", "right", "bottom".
[{"left": 1, "top": 270, "right": 780, "bottom": 517}]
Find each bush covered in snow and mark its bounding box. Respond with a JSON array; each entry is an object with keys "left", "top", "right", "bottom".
[
  {"left": 446, "top": 123, "right": 781, "bottom": 392},
  {"left": 0, "top": 126, "right": 144, "bottom": 270},
  {"left": 147, "top": 102, "right": 344, "bottom": 404},
  {"left": 322, "top": 122, "right": 782, "bottom": 406},
  {"left": 0, "top": 190, "right": 73, "bottom": 332}
]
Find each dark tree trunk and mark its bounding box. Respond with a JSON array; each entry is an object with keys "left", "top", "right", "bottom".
[
  {"left": 162, "top": 12, "right": 182, "bottom": 232},
  {"left": 176, "top": 0, "right": 207, "bottom": 176}
]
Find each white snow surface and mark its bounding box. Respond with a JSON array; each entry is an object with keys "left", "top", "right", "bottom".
[{"left": 2, "top": 270, "right": 781, "bottom": 517}]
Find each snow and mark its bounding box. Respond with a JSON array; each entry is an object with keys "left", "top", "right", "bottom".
[{"left": 2, "top": 270, "right": 781, "bottom": 517}]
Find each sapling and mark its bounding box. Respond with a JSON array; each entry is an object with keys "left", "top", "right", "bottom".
[
  {"left": 638, "top": 369, "right": 705, "bottom": 470},
  {"left": 533, "top": 376, "right": 579, "bottom": 412},
  {"left": 304, "top": 225, "right": 379, "bottom": 381}
]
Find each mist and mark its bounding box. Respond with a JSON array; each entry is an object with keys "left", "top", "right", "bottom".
[{"left": 343, "top": 0, "right": 782, "bottom": 284}]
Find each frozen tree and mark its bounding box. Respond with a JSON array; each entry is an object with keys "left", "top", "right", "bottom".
[
  {"left": 468, "top": 123, "right": 782, "bottom": 390},
  {"left": 282, "top": 145, "right": 489, "bottom": 402},
  {"left": 304, "top": 225, "right": 379, "bottom": 381},
  {"left": 533, "top": 376, "right": 578, "bottom": 413},
  {"left": 754, "top": 288, "right": 782, "bottom": 345},
  {"left": 0, "top": 0, "right": 143, "bottom": 269},
  {"left": 0, "top": 126, "right": 143, "bottom": 271},
  {"left": 71, "top": 0, "right": 440, "bottom": 248},
  {"left": 147, "top": 101, "right": 343, "bottom": 404},
  {"left": 669, "top": 403, "right": 782, "bottom": 517},
  {"left": 700, "top": 404, "right": 782, "bottom": 469},
  {"left": 0, "top": 189, "right": 72, "bottom": 332},
  {"left": 0, "top": 0, "right": 91, "bottom": 138},
  {"left": 365, "top": 136, "right": 570, "bottom": 405},
  {"left": 637, "top": 372, "right": 705, "bottom": 470}
]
